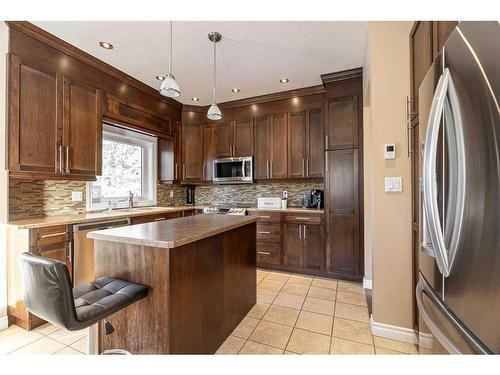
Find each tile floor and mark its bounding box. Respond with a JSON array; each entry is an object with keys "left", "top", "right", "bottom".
[{"left": 0, "top": 269, "right": 417, "bottom": 355}]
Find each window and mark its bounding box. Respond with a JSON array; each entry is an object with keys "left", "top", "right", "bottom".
[{"left": 87, "top": 124, "right": 157, "bottom": 210}]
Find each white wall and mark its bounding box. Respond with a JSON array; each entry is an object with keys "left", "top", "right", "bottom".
[{"left": 0, "top": 22, "right": 9, "bottom": 330}]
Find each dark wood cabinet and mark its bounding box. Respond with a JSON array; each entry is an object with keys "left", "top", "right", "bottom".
[
  {"left": 203, "top": 124, "right": 215, "bottom": 181},
  {"left": 182, "top": 111, "right": 204, "bottom": 181},
  {"left": 215, "top": 121, "right": 233, "bottom": 158},
  {"left": 130, "top": 212, "right": 180, "bottom": 224},
  {"left": 432, "top": 21, "right": 458, "bottom": 59},
  {"left": 254, "top": 116, "right": 271, "bottom": 179},
  {"left": 214, "top": 118, "right": 254, "bottom": 158},
  {"left": 173, "top": 121, "right": 182, "bottom": 182},
  {"left": 63, "top": 77, "right": 102, "bottom": 177},
  {"left": 306, "top": 108, "right": 324, "bottom": 178},
  {"left": 284, "top": 223, "right": 303, "bottom": 268},
  {"left": 304, "top": 224, "right": 324, "bottom": 271},
  {"left": 158, "top": 137, "right": 174, "bottom": 182},
  {"left": 325, "top": 95, "right": 359, "bottom": 150},
  {"left": 269, "top": 113, "right": 288, "bottom": 179}
]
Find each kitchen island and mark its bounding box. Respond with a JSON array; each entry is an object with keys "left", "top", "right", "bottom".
[{"left": 87, "top": 214, "right": 257, "bottom": 354}]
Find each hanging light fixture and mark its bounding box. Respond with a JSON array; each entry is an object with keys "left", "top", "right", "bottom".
[
  {"left": 207, "top": 31, "right": 222, "bottom": 120},
  {"left": 160, "top": 21, "right": 181, "bottom": 97}
]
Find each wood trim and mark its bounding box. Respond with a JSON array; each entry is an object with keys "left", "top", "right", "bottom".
[
  {"left": 7, "top": 53, "right": 20, "bottom": 170},
  {"left": 8, "top": 170, "right": 97, "bottom": 181},
  {"left": 5, "top": 21, "right": 182, "bottom": 110},
  {"left": 321, "top": 68, "right": 363, "bottom": 85}
]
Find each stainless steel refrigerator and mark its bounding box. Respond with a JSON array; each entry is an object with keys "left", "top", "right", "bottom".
[{"left": 417, "top": 21, "right": 499, "bottom": 354}]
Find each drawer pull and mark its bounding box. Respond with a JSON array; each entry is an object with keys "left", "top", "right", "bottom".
[
  {"left": 154, "top": 217, "right": 166, "bottom": 221},
  {"left": 293, "top": 217, "right": 310, "bottom": 220},
  {"left": 40, "top": 232, "right": 67, "bottom": 239},
  {"left": 258, "top": 251, "right": 271, "bottom": 255},
  {"left": 258, "top": 231, "right": 271, "bottom": 234},
  {"left": 259, "top": 215, "right": 271, "bottom": 219}
]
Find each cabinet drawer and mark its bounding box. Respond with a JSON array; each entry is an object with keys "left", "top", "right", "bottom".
[
  {"left": 33, "top": 225, "right": 70, "bottom": 247},
  {"left": 256, "top": 243, "right": 281, "bottom": 265},
  {"left": 249, "top": 211, "right": 282, "bottom": 223},
  {"left": 285, "top": 213, "right": 323, "bottom": 225},
  {"left": 131, "top": 212, "right": 180, "bottom": 224},
  {"left": 256, "top": 223, "right": 281, "bottom": 244}
]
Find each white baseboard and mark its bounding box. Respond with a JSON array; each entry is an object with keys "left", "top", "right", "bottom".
[
  {"left": 370, "top": 316, "right": 417, "bottom": 344},
  {"left": 363, "top": 278, "right": 372, "bottom": 290},
  {"left": 0, "top": 315, "right": 8, "bottom": 331}
]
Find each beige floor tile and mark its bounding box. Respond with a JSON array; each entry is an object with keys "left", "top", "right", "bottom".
[
  {"left": 10, "top": 336, "right": 65, "bottom": 355},
  {"left": 265, "top": 271, "right": 291, "bottom": 282},
  {"left": 70, "top": 336, "right": 88, "bottom": 354},
  {"left": 338, "top": 281, "right": 365, "bottom": 295},
  {"left": 34, "top": 323, "right": 61, "bottom": 336},
  {"left": 263, "top": 305, "right": 300, "bottom": 326},
  {"left": 334, "top": 302, "right": 369, "bottom": 323},
  {"left": 288, "top": 274, "right": 313, "bottom": 286},
  {"left": 249, "top": 320, "right": 293, "bottom": 349},
  {"left": 257, "top": 269, "right": 270, "bottom": 277},
  {"left": 48, "top": 328, "right": 87, "bottom": 346},
  {"left": 311, "top": 277, "right": 338, "bottom": 290},
  {"left": 55, "top": 347, "right": 84, "bottom": 355},
  {"left": 281, "top": 282, "right": 310, "bottom": 296},
  {"left": 302, "top": 297, "right": 335, "bottom": 316},
  {"left": 258, "top": 278, "right": 286, "bottom": 291},
  {"left": 273, "top": 292, "right": 305, "bottom": 309},
  {"left": 0, "top": 327, "right": 44, "bottom": 354},
  {"left": 257, "top": 287, "right": 278, "bottom": 303},
  {"left": 286, "top": 328, "right": 331, "bottom": 354},
  {"left": 373, "top": 336, "right": 418, "bottom": 354},
  {"left": 284, "top": 350, "right": 299, "bottom": 355},
  {"left": 375, "top": 347, "right": 408, "bottom": 355},
  {"left": 247, "top": 303, "right": 270, "bottom": 319},
  {"left": 257, "top": 275, "right": 266, "bottom": 284},
  {"left": 307, "top": 286, "right": 336, "bottom": 301},
  {"left": 332, "top": 318, "right": 373, "bottom": 345},
  {"left": 216, "top": 335, "right": 246, "bottom": 354},
  {"left": 330, "top": 337, "right": 375, "bottom": 354},
  {"left": 0, "top": 324, "right": 24, "bottom": 339},
  {"left": 295, "top": 310, "right": 333, "bottom": 335},
  {"left": 232, "top": 317, "right": 260, "bottom": 339},
  {"left": 336, "top": 290, "right": 368, "bottom": 307},
  {"left": 239, "top": 340, "right": 284, "bottom": 354}
]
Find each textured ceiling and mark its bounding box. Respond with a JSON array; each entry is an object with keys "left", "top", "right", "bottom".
[{"left": 33, "top": 21, "right": 368, "bottom": 106}]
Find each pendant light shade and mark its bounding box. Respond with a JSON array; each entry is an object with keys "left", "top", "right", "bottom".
[
  {"left": 159, "top": 21, "right": 181, "bottom": 98},
  {"left": 207, "top": 32, "right": 222, "bottom": 120},
  {"left": 207, "top": 103, "right": 222, "bottom": 120}
]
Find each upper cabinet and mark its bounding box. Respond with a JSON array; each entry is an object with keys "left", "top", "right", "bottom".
[
  {"left": 8, "top": 54, "right": 102, "bottom": 180},
  {"left": 214, "top": 118, "right": 254, "bottom": 158},
  {"left": 325, "top": 95, "right": 359, "bottom": 150},
  {"left": 269, "top": 113, "right": 288, "bottom": 179},
  {"left": 181, "top": 110, "right": 204, "bottom": 182},
  {"left": 203, "top": 124, "right": 215, "bottom": 181},
  {"left": 254, "top": 116, "right": 271, "bottom": 180}
]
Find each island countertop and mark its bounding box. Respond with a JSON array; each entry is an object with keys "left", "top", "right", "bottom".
[{"left": 87, "top": 214, "right": 258, "bottom": 249}]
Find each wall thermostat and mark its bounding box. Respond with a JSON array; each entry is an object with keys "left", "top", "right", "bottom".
[{"left": 384, "top": 143, "right": 396, "bottom": 159}]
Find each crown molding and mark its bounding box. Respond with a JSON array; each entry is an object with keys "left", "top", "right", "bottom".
[
  {"left": 321, "top": 67, "right": 363, "bottom": 85},
  {"left": 5, "top": 21, "right": 183, "bottom": 110}
]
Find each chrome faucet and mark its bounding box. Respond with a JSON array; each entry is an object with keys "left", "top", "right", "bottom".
[{"left": 128, "top": 191, "right": 134, "bottom": 209}]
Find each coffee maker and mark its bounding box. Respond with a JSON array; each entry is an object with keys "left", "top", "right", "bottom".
[
  {"left": 186, "top": 185, "right": 195, "bottom": 205},
  {"left": 309, "top": 189, "right": 324, "bottom": 209}
]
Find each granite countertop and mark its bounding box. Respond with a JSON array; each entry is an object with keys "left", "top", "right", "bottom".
[
  {"left": 87, "top": 214, "right": 258, "bottom": 249},
  {"left": 247, "top": 207, "right": 324, "bottom": 214},
  {"left": 6, "top": 205, "right": 207, "bottom": 229}
]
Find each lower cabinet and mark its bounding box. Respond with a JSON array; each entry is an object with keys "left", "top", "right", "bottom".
[
  {"left": 284, "top": 216, "right": 325, "bottom": 272},
  {"left": 131, "top": 211, "right": 180, "bottom": 225}
]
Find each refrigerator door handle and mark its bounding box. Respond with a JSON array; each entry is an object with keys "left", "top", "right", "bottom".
[
  {"left": 422, "top": 68, "right": 466, "bottom": 277},
  {"left": 416, "top": 274, "right": 491, "bottom": 354}
]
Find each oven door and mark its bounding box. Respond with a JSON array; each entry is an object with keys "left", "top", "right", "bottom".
[{"left": 213, "top": 157, "right": 253, "bottom": 184}]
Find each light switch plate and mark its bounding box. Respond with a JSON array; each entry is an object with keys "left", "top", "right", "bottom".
[
  {"left": 385, "top": 177, "right": 403, "bottom": 192},
  {"left": 71, "top": 191, "right": 83, "bottom": 202},
  {"left": 169, "top": 190, "right": 174, "bottom": 198}
]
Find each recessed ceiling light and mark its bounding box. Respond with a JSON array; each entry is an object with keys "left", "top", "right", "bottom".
[
  {"left": 280, "top": 78, "right": 289, "bottom": 84},
  {"left": 155, "top": 75, "right": 166, "bottom": 81},
  {"left": 191, "top": 97, "right": 200, "bottom": 102},
  {"left": 232, "top": 88, "right": 240, "bottom": 93},
  {"left": 99, "top": 41, "right": 114, "bottom": 50}
]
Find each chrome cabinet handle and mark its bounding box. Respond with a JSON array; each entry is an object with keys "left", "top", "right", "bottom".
[
  {"left": 422, "top": 68, "right": 466, "bottom": 277},
  {"left": 67, "top": 241, "right": 72, "bottom": 262},
  {"left": 175, "top": 163, "right": 178, "bottom": 180},
  {"left": 270, "top": 161, "right": 273, "bottom": 178},
  {"left": 183, "top": 164, "right": 186, "bottom": 179},
  {"left": 303, "top": 225, "right": 306, "bottom": 240},
  {"left": 258, "top": 231, "right": 271, "bottom": 234},
  {"left": 306, "top": 158, "right": 309, "bottom": 177},
  {"left": 258, "top": 251, "right": 271, "bottom": 255},
  {"left": 302, "top": 158, "right": 305, "bottom": 177},
  {"left": 40, "top": 232, "right": 67, "bottom": 239},
  {"left": 154, "top": 217, "right": 166, "bottom": 221},
  {"left": 266, "top": 161, "right": 269, "bottom": 178},
  {"left": 298, "top": 225, "right": 301, "bottom": 239},
  {"left": 325, "top": 134, "right": 329, "bottom": 149},
  {"left": 65, "top": 146, "right": 70, "bottom": 174},
  {"left": 293, "top": 217, "right": 310, "bottom": 220},
  {"left": 325, "top": 152, "right": 329, "bottom": 173},
  {"left": 58, "top": 145, "right": 63, "bottom": 173}
]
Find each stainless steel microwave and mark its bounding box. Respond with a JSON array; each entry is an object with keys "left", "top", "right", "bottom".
[{"left": 213, "top": 157, "right": 253, "bottom": 184}]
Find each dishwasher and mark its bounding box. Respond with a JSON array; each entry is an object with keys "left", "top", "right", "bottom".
[{"left": 73, "top": 218, "right": 131, "bottom": 287}]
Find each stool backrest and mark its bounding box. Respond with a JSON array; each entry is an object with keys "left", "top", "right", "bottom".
[{"left": 18, "top": 252, "right": 77, "bottom": 330}]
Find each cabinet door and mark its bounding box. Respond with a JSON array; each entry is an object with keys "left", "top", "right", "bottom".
[
  {"left": 203, "top": 124, "right": 215, "bottom": 181},
  {"left": 158, "top": 137, "right": 174, "bottom": 182},
  {"left": 410, "top": 21, "right": 433, "bottom": 116},
  {"left": 8, "top": 54, "right": 61, "bottom": 173},
  {"left": 325, "top": 95, "right": 359, "bottom": 150},
  {"left": 39, "top": 244, "right": 72, "bottom": 278},
  {"left": 63, "top": 77, "right": 102, "bottom": 176},
  {"left": 174, "top": 121, "right": 182, "bottom": 181},
  {"left": 270, "top": 113, "right": 288, "bottom": 179},
  {"left": 254, "top": 116, "right": 271, "bottom": 179},
  {"left": 215, "top": 121, "right": 234, "bottom": 158},
  {"left": 284, "top": 223, "right": 303, "bottom": 268},
  {"left": 326, "top": 149, "right": 360, "bottom": 276},
  {"left": 306, "top": 108, "right": 324, "bottom": 178},
  {"left": 234, "top": 118, "right": 254, "bottom": 157},
  {"left": 182, "top": 113, "right": 203, "bottom": 181},
  {"left": 432, "top": 21, "right": 458, "bottom": 60},
  {"left": 287, "top": 111, "right": 307, "bottom": 178},
  {"left": 304, "top": 224, "right": 324, "bottom": 271}
]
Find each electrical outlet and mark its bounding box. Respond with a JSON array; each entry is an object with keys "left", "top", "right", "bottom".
[
  {"left": 169, "top": 190, "right": 174, "bottom": 198},
  {"left": 71, "top": 191, "right": 83, "bottom": 202},
  {"left": 282, "top": 191, "right": 288, "bottom": 199}
]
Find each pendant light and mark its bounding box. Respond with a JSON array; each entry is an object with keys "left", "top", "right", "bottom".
[
  {"left": 207, "top": 32, "right": 222, "bottom": 120},
  {"left": 160, "top": 21, "right": 181, "bottom": 97}
]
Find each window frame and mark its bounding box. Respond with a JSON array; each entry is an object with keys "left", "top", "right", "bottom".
[{"left": 86, "top": 124, "right": 157, "bottom": 211}]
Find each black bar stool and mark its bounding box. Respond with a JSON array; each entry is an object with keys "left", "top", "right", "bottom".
[{"left": 18, "top": 252, "right": 149, "bottom": 354}]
